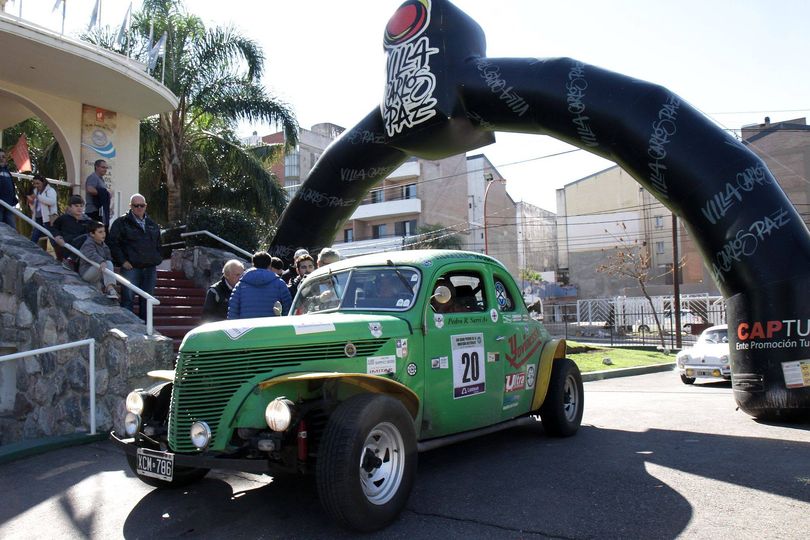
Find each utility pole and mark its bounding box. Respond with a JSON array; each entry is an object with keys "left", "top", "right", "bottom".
[{"left": 672, "top": 213, "right": 682, "bottom": 348}]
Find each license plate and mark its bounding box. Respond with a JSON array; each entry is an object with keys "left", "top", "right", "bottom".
[{"left": 136, "top": 448, "right": 174, "bottom": 481}]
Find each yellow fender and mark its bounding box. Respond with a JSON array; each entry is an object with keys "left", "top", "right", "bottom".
[
  {"left": 530, "top": 338, "right": 567, "bottom": 410},
  {"left": 257, "top": 372, "right": 420, "bottom": 419}
]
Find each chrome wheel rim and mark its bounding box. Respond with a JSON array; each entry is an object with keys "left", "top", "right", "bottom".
[
  {"left": 358, "top": 421, "right": 405, "bottom": 505},
  {"left": 563, "top": 374, "right": 579, "bottom": 422}
]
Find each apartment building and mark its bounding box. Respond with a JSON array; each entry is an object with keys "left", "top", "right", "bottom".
[
  {"left": 556, "top": 166, "right": 712, "bottom": 299},
  {"left": 555, "top": 117, "right": 810, "bottom": 299}
]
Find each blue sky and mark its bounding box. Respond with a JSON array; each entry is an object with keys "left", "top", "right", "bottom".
[{"left": 17, "top": 0, "right": 810, "bottom": 212}]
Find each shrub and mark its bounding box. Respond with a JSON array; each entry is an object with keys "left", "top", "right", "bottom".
[{"left": 184, "top": 207, "right": 259, "bottom": 253}]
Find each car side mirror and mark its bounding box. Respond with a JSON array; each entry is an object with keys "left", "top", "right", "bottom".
[{"left": 433, "top": 285, "right": 452, "bottom": 304}]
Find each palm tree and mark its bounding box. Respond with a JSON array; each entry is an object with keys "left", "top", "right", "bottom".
[{"left": 84, "top": 0, "right": 298, "bottom": 223}]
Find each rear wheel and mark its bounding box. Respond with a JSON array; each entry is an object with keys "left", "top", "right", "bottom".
[
  {"left": 125, "top": 454, "right": 208, "bottom": 489},
  {"left": 316, "top": 394, "right": 417, "bottom": 532},
  {"left": 680, "top": 374, "right": 696, "bottom": 385},
  {"left": 539, "top": 358, "right": 584, "bottom": 437},
  {"left": 638, "top": 324, "right": 650, "bottom": 333}
]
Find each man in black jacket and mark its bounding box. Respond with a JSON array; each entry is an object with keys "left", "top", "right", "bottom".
[
  {"left": 202, "top": 259, "right": 245, "bottom": 322},
  {"left": 52, "top": 195, "right": 92, "bottom": 263},
  {"left": 108, "top": 194, "right": 162, "bottom": 320}
]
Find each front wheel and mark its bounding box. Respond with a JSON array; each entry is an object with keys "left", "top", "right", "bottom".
[
  {"left": 638, "top": 324, "right": 650, "bottom": 333},
  {"left": 680, "top": 374, "right": 696, "bottom": 385},
  {"left": 539, "top": 358, "right": 584, "bottom": 437},
  {"left": 125, "top": 454, "right": 209, "bottom": 489},
  {"left": 316, "top": 394, "right": 417, "bottom": 532}
]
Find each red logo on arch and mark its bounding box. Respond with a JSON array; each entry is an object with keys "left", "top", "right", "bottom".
[{"left": 384, "top": 0, "right": 430, "bottom": 47}]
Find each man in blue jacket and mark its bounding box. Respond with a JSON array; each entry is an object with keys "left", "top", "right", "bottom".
[{"left": 228, "top": 251, "right": 291, "bottom": 319}]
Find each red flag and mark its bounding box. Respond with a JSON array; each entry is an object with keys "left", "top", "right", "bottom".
[{"left": 9, "top": 134, "right": 31, "bottom": 173}]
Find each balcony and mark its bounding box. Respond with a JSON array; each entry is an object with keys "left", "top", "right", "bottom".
[
  {"left": 351, "top": 197, "right": 421, "bottom": 221},
  {"left": 387, "top": 160, "right": 420, "bottom": 181}
]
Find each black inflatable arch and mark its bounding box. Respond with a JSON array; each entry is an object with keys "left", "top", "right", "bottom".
[{"left": 270, "top": 0, "right": 810, "bottom": 418}]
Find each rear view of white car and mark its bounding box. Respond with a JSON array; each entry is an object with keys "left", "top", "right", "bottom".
[{"left": 676, "top": 324, "right": 731, "bottom": 384}]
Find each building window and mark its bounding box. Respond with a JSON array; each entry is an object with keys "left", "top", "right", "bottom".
[
  {"left": 654, "top": 215, "right": 664, "bottom": 228},
  {"left": 372, "top": 224, "right": 387, "bottom": 239},
  {"left": 655, "top": 241, "right": 665, "bottom": 255},
  {"left": 344, "top": 229, "right": 354, "bottom": 243},
  {"left": 402, "top": 183, "right": 416, "bottom": 199},
  {"left": 284, "top": 152, "right": 300, "bottom": 179},
  {"left": 371, "top": 189, "right": 384, "bottom": 204},
  {"left": 395, "top": 219, "right": 417, "bottom": 236}
]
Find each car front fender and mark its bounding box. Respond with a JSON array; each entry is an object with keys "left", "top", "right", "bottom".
[{"left": 530, "top": 339, "right": 567, "bottom": 410}]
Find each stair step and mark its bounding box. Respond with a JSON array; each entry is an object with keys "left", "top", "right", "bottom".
[
  {"left": 154, "top": 316, "right": 200, "bottom": 326},
  {"left": 159, "top": 296, "right": 204, "bottom": 307},
  {"left": 159, "top": 325, "right": 197, "bottom": 338},
  {"left": 150, "top": 305, "right": 202, "bottom": 315},
  {"left": 154, "top": 286, "right": 205, "bottom": 297},
  {"left": 157, "top": 270, "right": 188, "bottom": 279},
  {"left": 156, "top": 278, "right": 198, "bottom": 288}
]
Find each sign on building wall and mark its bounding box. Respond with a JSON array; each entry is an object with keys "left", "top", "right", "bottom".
[{"left": 80, "top": 104, "right": 117, "bottom": 214}]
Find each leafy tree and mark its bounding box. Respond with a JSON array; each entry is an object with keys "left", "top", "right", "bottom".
[
  {"left": 520, "top": 268, "right": 542, "bottom": 283},
  {"left": 404, "top": 224, "right": 463, "bottom": 250},
  {"left": 83, "top": 0, "right": 297, "bottom": 224}
]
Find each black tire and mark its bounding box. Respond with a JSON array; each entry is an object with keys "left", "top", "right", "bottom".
[
  {"left": 639, "top": 324, "right": 650, "bottom": 333},
  {"left": 125, "top": 454, "right": 209, "bottom": 489},
  {"left": 683, "top": 324, "right": 692, "bottom": 334},
  {"left": 680, "top": 374, "right": 696, "bottom": 385},
  {"left": 539, "top": 358, "right": 584, "bottom": 437},
  {"left": 316, "top": 394, "right": 417, "bottom": 532}
]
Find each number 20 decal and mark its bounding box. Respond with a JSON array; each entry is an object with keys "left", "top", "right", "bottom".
[{"left": 452, "top": 333, "right": 486, "bottom": 398}]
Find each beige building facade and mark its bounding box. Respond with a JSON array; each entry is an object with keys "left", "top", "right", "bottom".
[{"left": 0, "top": 14, "right": 177, "bottom": 213}]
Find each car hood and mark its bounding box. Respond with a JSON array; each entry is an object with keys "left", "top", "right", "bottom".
[
  {"left": 679, "top": 342, "right": 729, "bottom": 362},
  {"left": 181, "top": 312, "right": 411, "bottom": 352}
]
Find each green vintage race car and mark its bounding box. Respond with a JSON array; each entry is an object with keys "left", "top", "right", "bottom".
[{"left": 111, "top": 250, "right": 583, "bottom": 531}]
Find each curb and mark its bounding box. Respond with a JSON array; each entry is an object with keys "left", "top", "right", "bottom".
[
  {"left": 581, "top": 362, "right": 676, "bottom": 382},
  {"left": 0, "top": 432, "right": 107, "bottom": 466}
]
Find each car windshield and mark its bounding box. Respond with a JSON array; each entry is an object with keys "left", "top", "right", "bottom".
[
  {"left": 700, "top": 329, "right": 728, "bottom": 344},
  {"left": 291, "top": 266, "right": 420, "bottom": 315}
]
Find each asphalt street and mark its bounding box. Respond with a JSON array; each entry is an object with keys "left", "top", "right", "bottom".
[{"left": 1, "top": 371, "right": 808, "bottom": 539}]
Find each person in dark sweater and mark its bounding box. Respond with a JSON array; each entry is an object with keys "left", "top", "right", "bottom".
[
  {"left": 202, "top": 259, "right": 245, "bottom": 322},
  {"left": 52, "top": 195, "right": 92, "bottom": 262},
  {"left": 108, "top": 194, "right": 162, "bottom": 320},
  {"left": 228, "top": 251, "right": 291, "bottom": 319}
]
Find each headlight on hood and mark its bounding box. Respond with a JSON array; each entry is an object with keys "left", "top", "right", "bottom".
[{"left": 265, "top": 398, "right": 294, "bottom": 432}]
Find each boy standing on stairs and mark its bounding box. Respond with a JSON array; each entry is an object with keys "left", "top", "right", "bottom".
[{"left": 79, "top": 221, "right": 119, "bottom": 300}]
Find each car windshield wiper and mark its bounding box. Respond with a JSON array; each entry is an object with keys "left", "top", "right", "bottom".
[{"left": 387, "top": 260, "right": 413, "bottom": 294}]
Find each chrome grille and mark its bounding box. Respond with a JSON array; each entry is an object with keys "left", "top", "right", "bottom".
[{"left": 168, "top": 339, "right": 387, "bottom": 452}]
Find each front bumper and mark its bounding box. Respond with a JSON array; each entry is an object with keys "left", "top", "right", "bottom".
[
  {"left": 110, "top": 431, "right": 272, "bottom": 474},
  {"left": 679, "top": 364, "right": 731, "bottom": 380}
]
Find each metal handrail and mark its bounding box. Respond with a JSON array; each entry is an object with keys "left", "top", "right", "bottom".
[
  {"left": 11, "top": 171, "right": 71, "bottom": 187},
  {"left": 180, "top": 230, "right": 252, "bottom": 259},
  {"left": 0, "top": 200, "right": 159, "bottom": 334},
  {"left": 0, "top": 339, "right": 96, "bottom": 434}
]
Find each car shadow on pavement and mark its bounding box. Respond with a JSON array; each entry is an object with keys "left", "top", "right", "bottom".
[{"left": 113, "top": 420, "right": 810, "bottom": 539}]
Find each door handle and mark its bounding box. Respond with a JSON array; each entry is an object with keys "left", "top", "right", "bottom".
[{"left": 495, "top": 336, "right": 505, "bottom": 341}]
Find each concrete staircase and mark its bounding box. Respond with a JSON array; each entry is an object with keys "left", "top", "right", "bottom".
[{"left": 151, "top": 269, "right": 205, "bottom": 351}]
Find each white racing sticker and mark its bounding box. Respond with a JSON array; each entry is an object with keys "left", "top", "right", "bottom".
[
  {"left": 452, "top": 333, "right": 486, "bottom": 399},
  {"left": 293, "top": 321, "right": 336, "bottom": 335},
  {"left": 434, "top": 313, "right": 444, "bottom": 329},
  {"left": 526, "top": 364, "right": 536, "bottom": 389},
  {"left": 396, "top": 338, "right": 409, "bottom": 358},
  {"left": 490, "top": 308, "right": 499, "bottom": 323},
  {"left": 431, "top": 356, "right": 449, "bottom": 369},
  {"left": 782, "top": 359, "right": 810, "bottom": 388},
  {"left": 223, "top": 327, "right": 252, "bottom": 340},
  {"left": 367, "top": 355, "right": 396, "bottom": 375},
  {"left": 369, "top": 322, "right": 383, "bottom": 338}
]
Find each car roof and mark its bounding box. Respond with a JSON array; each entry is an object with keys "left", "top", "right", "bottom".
[
  {"left": 703, "top": 324, "right": 728, "bottom": 332},
  {"left": 308, "top": 249, "right": 503, "bottom": 280}
]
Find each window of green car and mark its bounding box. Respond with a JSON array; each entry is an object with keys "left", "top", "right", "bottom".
[{"left": 291, "top": 266, "right": 421, "bottom": 314}]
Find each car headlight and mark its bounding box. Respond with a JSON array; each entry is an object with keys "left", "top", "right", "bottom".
[
  {"left": 720, "top": 354, "right": 729, "bottom": 365},
  {"left": 677, "top": 354, "right": 690, "bottom": 367},
  {"left": 265, "top": 398, "right": 294, "bottom": 432},
  {"left": 126, "top": 391, "right": 145, "bottom": 414},
  {"left": 124, "top": 412, "right": 141, "bottom": 437},
  {"left": 190, "top": 421, "right": 212, "bottom": 449}
]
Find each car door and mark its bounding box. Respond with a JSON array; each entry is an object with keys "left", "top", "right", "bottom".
[
  {"left": 421, "top": 265, "right": 502, "bottom": 438},
  {"left": 488, "top": 269, "right": 539, "bottom": 421}
]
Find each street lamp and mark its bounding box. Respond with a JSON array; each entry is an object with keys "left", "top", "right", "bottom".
[{"left": 483, "top": 175, "right": 504, "bottom": 255}]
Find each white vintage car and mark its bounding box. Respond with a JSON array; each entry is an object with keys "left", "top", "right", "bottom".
[{"left": 675, "top": 324, "right": 731, "bottom": 384}]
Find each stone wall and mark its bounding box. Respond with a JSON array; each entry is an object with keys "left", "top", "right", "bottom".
[
  {"left": 0, "top": 225, "right": 174, "bottom": 445},
  {"left": 171, "top": 246, "right": 250, "bottom": 290}
]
